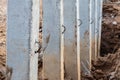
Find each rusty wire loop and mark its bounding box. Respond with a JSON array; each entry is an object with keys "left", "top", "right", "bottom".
[
  {"left": 34, "top": 40, "right": 41, "bottom": 53},
  {"left": 90, "top": 18, "right": 94, "bottom": 24},
  {"left": 78, "top": 19, "right": 82, "bottom": 26},
  {"left": 62, "top": 25, "right": 66, "bottom": 34},
  {"left": 98, "top": 16, "right": 102, "bottom": 21}
]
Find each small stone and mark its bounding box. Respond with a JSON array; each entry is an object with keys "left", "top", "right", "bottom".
[{"left": 112, "top": 21, "right": 117, "bottom": 25}]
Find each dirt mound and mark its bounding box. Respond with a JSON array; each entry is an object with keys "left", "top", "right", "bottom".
[
  {"left": 110, "top": 0, "right": 120, "bottom": 2},
  {"left": 83, "top": 49, "right": 120, "bottom": 80},
  {"left": 0, "top": 54, "right": 12, "bottom": 80},
  {"left": 0, "top": 0, "right": 8, "bottom": 80},
  {"left": 0, "top": 0, "right": 6, "bottom": 56},
  {"left": 101, "top": 3, "right": 120, "bottom": 56},
  {"left": 0, "top": 55, "right": 6, "bottom": 80}
]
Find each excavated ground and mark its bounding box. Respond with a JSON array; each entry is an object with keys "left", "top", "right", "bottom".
[
  {"left": 83, "top": 2, "right": 120, "bottom": 80},
  {"left": 101, "top": 3, "right": 120, "bottom": 56},
  {"left": 1, "top": 0, "right": 120, "bottom": 80},
  {"left": 83, "top": 49, "right": 120, "bottom": 80},
  {"left": 0, "top": 0, "right": 7, "bottom": 80}
]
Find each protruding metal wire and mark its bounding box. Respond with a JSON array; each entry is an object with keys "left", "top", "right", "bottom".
[
  {"left": 62, "top": 25, "right": 66, "bottom": 34},
  {"left": 90, "top": 19, "right": 94, "bottom": 24},
  {"left": 78, "top": 19, "right": 82, "bottom": 26}
]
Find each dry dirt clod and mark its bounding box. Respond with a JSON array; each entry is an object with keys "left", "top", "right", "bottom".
[
  {"left": 83, "top": 50, "right": 120, "bottom": 80},
  {"left": 101, "top": 3, "right": 120, "bottom": 56}
]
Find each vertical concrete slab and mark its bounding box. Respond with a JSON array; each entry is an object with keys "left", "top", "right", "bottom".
[
  {"left": 7, "top": 0, "right": 39, "bottom": 80},
  {"left": 98, "top": 0, "right": 103, "bottom": 56},
  {"left": 90, "top": 0, "right": 96, "bottom": 60},
  {"left": 79, "top": 0, "right": 90, "bottom": 74},
  {"left": 63, "top": 0, "right": 80, "bottom": 80},
  {"left": 95, "top": 0, "right": 103, "bottom": 58},
  {"left": 42, "top": 0, "right": 64, "bottom": 80}
]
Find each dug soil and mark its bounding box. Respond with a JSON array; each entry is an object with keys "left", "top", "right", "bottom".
[
  {"left": 101, "top": 2, "right": 120, "bottom": 56},
  {"left": 0, "top": 0, "right": 7, "bottom": 80},
  {"left": 83, "top": 2, "right": 120, "bottom": 80},
  {"left": 83, "top": 49, "right": 120, "bottom": 80}
]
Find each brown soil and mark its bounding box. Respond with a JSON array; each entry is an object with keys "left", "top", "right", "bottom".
[
  {"left": 101, "top": 3, "right": 120, "bottom": 56},
  {"left": 83, "top": 49, "right": 120, "bottom": 80},
  {"left": 0, "top": 0, "right": 6, "bottom": 56},
  {"left": 0, "top": 0, "right": 7, "bottom": 80}
]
